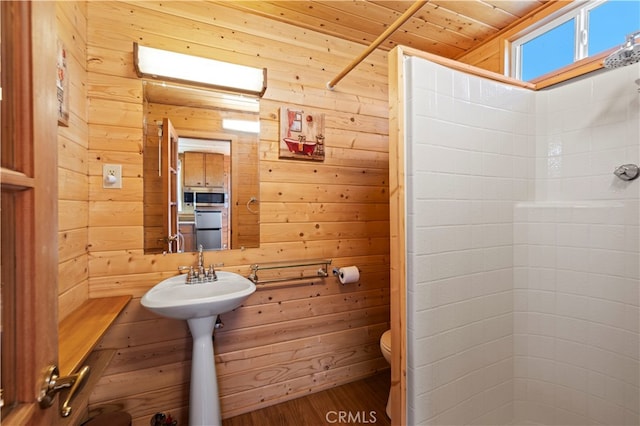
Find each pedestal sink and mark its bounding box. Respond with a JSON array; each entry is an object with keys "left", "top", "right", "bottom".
[{"left": 141, "top": 271, "right": 256, "bottom": 426}]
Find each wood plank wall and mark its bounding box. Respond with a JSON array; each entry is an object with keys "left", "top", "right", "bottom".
[
  {"left": 80, "top": 1, "right": 390, "bottom": 423},
  {"left": 57, "top": 1, "right": 90, "bottom": 321}
]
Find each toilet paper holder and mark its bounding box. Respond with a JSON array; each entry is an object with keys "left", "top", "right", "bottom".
[
  {"left": 332, "top": 266, "right": 360, "bottom": 284},
  {"left": 332, "top": 266, "right": 360, "bottom": 275}
]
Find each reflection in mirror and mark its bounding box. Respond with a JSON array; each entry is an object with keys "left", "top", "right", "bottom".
[{"left": 142, "top": 80, "right": 260, "bottom": 254}]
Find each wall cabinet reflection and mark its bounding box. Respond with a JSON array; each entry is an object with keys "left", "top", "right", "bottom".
[{"left": 183, "top": 152, "right": 225, "bottom": 188}]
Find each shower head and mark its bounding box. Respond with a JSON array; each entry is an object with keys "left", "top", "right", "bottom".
[{"left": 604, "top": 31, "right": 640, "bottom": 69}]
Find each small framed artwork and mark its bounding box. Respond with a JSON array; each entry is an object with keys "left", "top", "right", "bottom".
[
  {"left": 56, "top": 39, "right": 69, "bottom": 126},
  {"left": 279, "top": 106, "right": 325, "bottom": 161}
]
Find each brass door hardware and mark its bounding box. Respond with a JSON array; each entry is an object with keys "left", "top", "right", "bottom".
[{"left": 38, "top": 364, "right": 90, "bottom": 417}]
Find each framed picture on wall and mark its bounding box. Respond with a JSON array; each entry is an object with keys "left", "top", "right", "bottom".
[
  {"left": 57, "top": 39, "right": 69, "bottom": 127},
  {"left": 279, "top": 106, "right": 325, "bottom": 161}
]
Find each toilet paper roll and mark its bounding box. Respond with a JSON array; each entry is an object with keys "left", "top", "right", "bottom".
[{"left": 338, "top": 266, "right": 360, "bottom": 284}]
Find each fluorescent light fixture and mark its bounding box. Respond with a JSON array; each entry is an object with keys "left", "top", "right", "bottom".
[
  {"left": 222, "top": 119, "right": 260, "bottom": 134},
  {"left": 134, "top": 42, "right": 267, "bottom": 97}
]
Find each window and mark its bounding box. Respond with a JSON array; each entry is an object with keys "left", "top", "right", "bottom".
[{"left": 511, "top": 0, "right": 640, "bottom": 81}]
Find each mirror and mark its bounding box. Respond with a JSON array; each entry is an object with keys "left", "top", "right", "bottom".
[{"left": 142, "top": 80, "right": 260, "bottom": 253}]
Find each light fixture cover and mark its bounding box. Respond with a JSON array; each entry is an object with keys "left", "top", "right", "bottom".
[
  {"left": 134, "top": 42, "right": 267, "bottom": 97},
  {"left": 222, "top": 119, "right": 260, "bottom": 134}
]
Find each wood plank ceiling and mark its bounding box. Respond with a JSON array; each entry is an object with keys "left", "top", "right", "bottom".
[{"left": 220, "top": 0, "right": 549, "bottom": 59}]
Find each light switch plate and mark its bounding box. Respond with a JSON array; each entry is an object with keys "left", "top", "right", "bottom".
[{"left": 103, "top": 164, "right": 122, "bottom": 189}]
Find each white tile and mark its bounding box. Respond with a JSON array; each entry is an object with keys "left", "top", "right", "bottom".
[
  {"left": 526, "top": 377, "right": 556, "bottom": 406},
  {"left": 412, "top": 200, "right": 473, "bottom": 227},
  {"left": 406, "top": 57, "right": 640, "bottom": 426},
  {"left": 555, "top": 315, "right": 590, "bottom": 345},
  {"left": 586, "top": 345, "right": 638, "bottom": 385},
  {"left": 515, "top": 311, "right": 556, "bottom": 337},
  {"left": 588, "top": 274, "right": 639, "bottom": 306},
  {"left": 560, "top": 128, "right": 592, "bottom": 155},
  {"left": 513, "top": 244, "right": 529, "bottom": 268},
  {"left": 586, "top": 393, "right": 628, "bottom": 425},
  {"left": 513, "top": 289, "right": 529, "bottom": 312},
  {"left": 527, "top": 222, "right": 557, "bottom": 246},
  {"left": 482, "top": 130, "right": 513, "bottom": 155},
  {"left": 410, "top": 87, "right": 439, "bottom": 118},
  {"left": 587, "top": 248, "right": 630, "bottom": 278},
  {"left": 452, "top": 70, "right": 470, "bottom": 102},
  {"left": 587, "top": 296, "right": 634, "bottom": 332},
  {"left": 411, "top": 363, "right": 436, "bottom": 396},
  {"left": 527, "top": 205, "right": 558, "bottom": 222},
  {"left": 555, "top": 339, "right": 591, "bottom": 370},
  {"left": 526, "top": 267, "right": 556, "bottom": 292},
  {"left": 553, "top": 407, "right": 591, "bottom": 426},
  {"left": 407, "top": 56, "right": 436, "bottom": 91},
  {"left": 434, "top": 64, "right": 454, "bottom": 97},
  {"left": 554, "top": 385, "right": 589, "bottom": 421},
  {"left": 411, "top": 390, "right": 435, "bottom": 424},
  {"left": 483, "top": 246, "right": 513, "bottom": 271},
  {"left": 554, "top": 361, "right": 588, "bottom": 392},
  {"left": 526, "top": 245, "right": 557, "bottom": 269},
  {"left": 482, "top": 335, "right": 513, "bottom": 366},
  {"left": 513, "top": 399, "right": 556, "bottom": 425},
  {"left": 556, "top": 223, "right": 590, "bottom": 247},
  {"left": 587, "top": 321, "right": 639, "bottom": 360},
  {"left": 556, "top": 246, "right": 589, "bottom": 272},
  {"left": 588, "top": 370, "right": 633, "bottom": 411},
  {"left": 477, "top": 269, "right": 512, "bottom": 295},
  {"left": 554, "top": 269, "right": 588, "bottom": 296}
]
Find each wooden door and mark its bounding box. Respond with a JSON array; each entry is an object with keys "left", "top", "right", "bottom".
[
  {"left": 204, "top": 153, "right": 224, "bottom": 188},
  {"left": 183, "top": 151, "right": 205, "bottom": 187},
  {"left": 161, "top": 118, "right": 179, "bottom": 253},
  {"left": 1, "top": 2, "right": 59, "bottom": 424}
]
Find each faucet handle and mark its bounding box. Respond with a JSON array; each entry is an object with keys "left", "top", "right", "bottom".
[
  {"left": 186, "top": 266, "right": 195, "bottom": 284},
  {"left": 208, "top": 264, "right": 217, "bottom": 281}
]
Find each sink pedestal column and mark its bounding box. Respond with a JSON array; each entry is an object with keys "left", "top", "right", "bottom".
[{"left": 187, "top": 316, "right": 221, "bottom": 426}]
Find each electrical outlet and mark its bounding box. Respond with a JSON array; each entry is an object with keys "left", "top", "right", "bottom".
[{"left": 103, "top": 164, "right": 122, "bottom": 189}]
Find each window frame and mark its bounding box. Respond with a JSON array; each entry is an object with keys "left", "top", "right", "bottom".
[{"left": 509, "top": 0, "right": 617, "bottom": 81}]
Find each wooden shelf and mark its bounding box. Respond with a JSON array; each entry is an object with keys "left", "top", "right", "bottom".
[{"left": 58, "top": 295, "right": 131, "bottom": 376}]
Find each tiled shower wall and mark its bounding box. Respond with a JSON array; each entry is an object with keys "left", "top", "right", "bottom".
[
  {"left": 513, "top": 63, "right": 640, "bottom": 425},
  {"left": 405, "top": 56, "right": 639, "bottom": 425},
  {"left": 405, "top": 57, "right": 535, "bottom": 424}
]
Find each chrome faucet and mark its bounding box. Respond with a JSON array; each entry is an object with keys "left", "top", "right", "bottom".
[
  {"left": 614, "top": 163, "right": 639, "bottom": 181},
  {"left": 198, "top": 244, "right": 205, "bottom": 274},
  {"left": 184, "top": 245, "right": 217, "bottom": 284}
]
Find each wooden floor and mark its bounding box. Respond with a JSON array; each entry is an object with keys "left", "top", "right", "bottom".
[{"left": 223, "top": 370, "right": 392, "bottom": 426}]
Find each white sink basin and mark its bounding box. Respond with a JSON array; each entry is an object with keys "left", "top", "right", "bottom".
[
  {"left": 141, "top": 270, "right": 256, "bottom": 425},
  {"left": 141, "top": 271, "right": 256, "bottom": 320}
]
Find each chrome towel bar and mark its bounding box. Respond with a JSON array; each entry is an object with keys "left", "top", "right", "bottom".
[{"left": 248, "top": 259, "right": 332, "bottom": 285}]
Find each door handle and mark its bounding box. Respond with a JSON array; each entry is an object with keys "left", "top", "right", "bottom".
[{"left": 38, "top": 364, "right": 90, "bottom": 417}]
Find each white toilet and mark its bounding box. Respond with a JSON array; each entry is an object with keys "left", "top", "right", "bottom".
[{"left": 379, "top": 329, "right": 392, "bottom": 418}]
